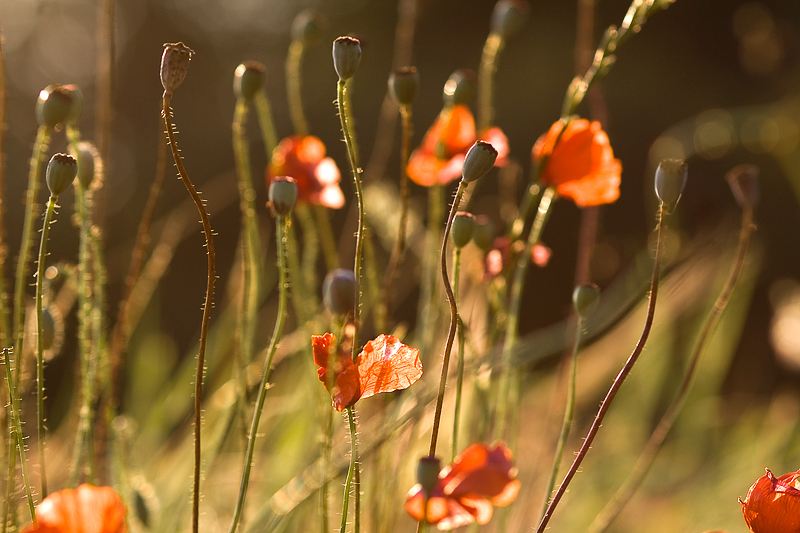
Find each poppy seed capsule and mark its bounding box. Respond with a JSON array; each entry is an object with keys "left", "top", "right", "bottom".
[
  {"left": 472, "top": 216, "right": 495, "bottom": 253},
  {"left": 654, "top": 159, "right": 688, "bottom": 211},
  {"left": 726, "top": 164, "right": 760, "bottom": 209},
  {"left": 233, "top": 61, "right": 265, "bottom": 102},
  {"left": 75, "top": 141, "right": 100, "bottom": 191},
  {"left": 332, "top": 36, "right": 361, "bottom": 81},
  {"left": 292, "top": 9, "right": 327, "bottom": 44},
  {"left": 491, "top": 0, "right": 531, "bottom": 40},
  {"left": 451, "top": 212, "right": 476, "bottom": 249},
  {"left": 572, "top": 283, "right": 600, "bottom": 319},
  {"left": 36, "top": 85, "right": 75, "bottom": 129},
  {"left": 268, "top": 176, "right": 298, "bottom": 216},
  {"left": 443, "top": 69, "right": 477, "bottom": 106},
  {"left": 160, "top": 42, "right": 194, "bottom": 95},
  {"left": 388, "top": 67, "right": 419, "bottom": 107},
  {"left": 462, "top": 141, "right": 498, "bottom": 183},
  {"left": 323, "top": 268, "right": 356, "bottom": 316},
  {"left": 46, "top": 153, "right": 77, "bottom": 197},
  {"left": 417, "top": 456, "right": 442, "bottom": 496}
]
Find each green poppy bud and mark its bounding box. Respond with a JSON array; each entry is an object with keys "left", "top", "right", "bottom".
[
  {"left": 491, "top": 0, "right": 530, "bottom": 40},
  {"left": 443, "top": 69, "right": 477, "bottom": 106},
  {"left": 472, "top": 215, "right": 495, "bottom": 253},
  {"left": 388, "top": 67, "right": 419, "bottom": 107},
  {"left": 233, "top": 61, "right": 265, "bottom": 102},
  {"left": 416, "top": 456, "right": 442, "bottom": 496},
  {"left": 451, "top": 212, "right": 476, "bottom": 249},
  {"left": 323, "top": 268, "right": 357, "bottom": 316},
  {"left": 462, "top": 141, "right": 498, "bottom": 183},
  {"left": 46, "top": 153, "right": 77, "bottom": 197},
  {"left": 572, "top": 283, "right": 600, "bottom": 319},
  {"left": 268, "top": 176, "right": 298, "bottom": 216},
  {"left": 654, "top": 159, "right": 688, "bottom": 211},
  {"left": 160, "top": 42, "right": 194, "bottom": 95},
  {"left": 726, "top": 164, "right": 759, "bottom": 209},
  {"left": 75, "top": 141, "right": 100, "bottom": 191},
  {"left": 36, "top": 84, "right": 74, "bottom": 129},
  {"left": 292, "top": 9, "right": 327, "bottom": 44},
  {"left": 332, "top": 36, "right": 362, "bottom": 81}
]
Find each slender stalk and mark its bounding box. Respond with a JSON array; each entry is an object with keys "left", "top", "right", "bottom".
[
  {"left": 162, "top": 93, "right": 217, "bottom": 533},
  {"left": 314, "top": 205, "right": 339, "bottom": 271},
  {"left": 286, "top": 220, "right": 311, "bottom": 327},
  {"left": 228, "top": 213, "right": 290, "bottom": 533},
  {"left": 295, "top": 204, "right": 321, "bottom": 312},
  {"left": 495, "top": 187, "right": 556, "bottom": 440},
  {"left": 340, "top": 406, "right": 359, "bottom": 533},
  {"left": 477, "top": 32, "right": 504, "bottom": 132},
  {"left": 254, "top": 91, "right": 278, "bottom": 159},
  {"left": 418, "top": 185, "right": 444, "bottom": 354},
  {"left": 0, "top": 31, "right": 9, "bottom": 349},
  {"left": 451, "top": 247, "right": 465, "bottom": 461},
  {"left": 588, "top": 205, "right": 755, "bottom": 533},
  {"left": 320, "top": 405, "right": 334, "bottom": 533},
  {"left": 2, "top": 349, "right": 35, "bottom": 526},
  {"left": 534, "top": 203, "right": 668, "bottom": 533},
  {"left": 286, "top": 39, "right": 310, "bottom": 138}
]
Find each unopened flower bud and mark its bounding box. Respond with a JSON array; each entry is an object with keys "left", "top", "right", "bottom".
[
  {"left": 451, "top": 212, "right": 476, "bottom": 249},
  {"left": 416, "top": 456, "right": 442, "bottom": 496},
  {"left": 292, "top": 9, "right": 327, "bottom": 44},
  {"left": 323, "top": 268, "right": 356, "bottom": 316},
  {"left": 462, "top": 141, "right": 498, "bottom": 183},
  {"left": 36, "top": 85, "right": 74, "bottom": 129},
  {"left": 332, "top": 36, "right": 361, "bottom": 81},
  {"left": 46, "top": 153, "right": 77, "bottom": 197},
  {"left": 388, "top": 67, "right": 419, "bottom": 107},
  {"left": 234, "top": 61, "right": 265, "bottom": 102},
  {"left": 726, "top": 164, "right": 759, "bottom": 209},
  {"left": 572, "top": 283, "right": 600, "bottom": 319},
  {"left": 268, "top": 176, "right": 298, "bottom": 216},
  {"left": 654, "top": 159, "right": 688, "bottom": 211},
  {"left": 472, "top": 216, "right": 495, "bottom": 252},
  {"left": 491, "top": 0, "right": 530, "bottom": 40},
  {"left": 161, "top": 42, "right": 194, "bottom": 95},
  {"left": 443, "top": 69, "right": 477, "bottom": 106},
  {"left": 75, "top": 141, "right": 100, "bottom": 191}
]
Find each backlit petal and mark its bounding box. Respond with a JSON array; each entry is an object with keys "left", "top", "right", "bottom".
[{"left": 357, "top": 334, "right": 422, "bottom": 400}]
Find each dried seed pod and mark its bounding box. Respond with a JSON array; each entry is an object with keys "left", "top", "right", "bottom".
[
  {"left": 462, "top": 141, "right": 498, "bottom": 183},
  {"left": 654, "top": 158, "right": 688, "bottom": 211},
  {"left": 46, "top": 153, "right": 78, "bottom": 197},
  {"left": 332, "top": 36, "right": 361, "bottom": 81},
  {"left": 160, "top": 42, "right": 194, "bottom": 95}
]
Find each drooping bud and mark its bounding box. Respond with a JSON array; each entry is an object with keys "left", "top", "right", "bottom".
[
  {"left": 451, "top": 212, "right": 476, "bottom": 249},
  {"left": 462, "top": 141, "right": 498, "bottom": 183},
  {"left": 388, "top": 67, "right": 419, "bottom": 107},
  {"left": 160, "top": 42, "right": 194, "bottom": 95},
  {"left": 36, "top": 85, "right": 75, "bottom": 129},
  {"left": 292, "top": 9, "right": 327, "bottom": 44},
  {"left": 572, "top": 283, "right": 600, "bottom": 320},
  {"left": 491, "top": 0, "right": 531, "bottom": 40},
  {"left": 726, "top": 164, "right": 760, "bottom": 209},
  {"left": 323, "top": 268, "right": 357, "bottom": 316},
  {"left": 268, "top": 176, "right": 298, "bottom": 216},
  {"left": 472, "top": 216, "right": 495, "bottom": 253},
  {"left": 75, "top": 141, "right": 101, "bottom": 191},
  {"left": 654, "top": 158, "right": 688, "bottom": 211},
  {"left": 332, "top": 36, "right": 362, "bottom": 81},
  {"left": 443, "top": 69, "right": 477, "bottom": 106},
  {"left": 416, "top": 456, "right": 442, "bottom": 496},
  {"left": 233, "top": 61, "right": 265, "bottom": 102},
  {"left": 46, "top": 153, "right": 78, "bottom": 197}
]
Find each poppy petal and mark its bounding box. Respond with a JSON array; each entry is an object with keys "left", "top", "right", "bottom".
[
  {"left": 23, "top": 484, "right": 127, "bottom": 533},
  {"left": 356, "top": 334, "right": 422, "bottom": 400}
]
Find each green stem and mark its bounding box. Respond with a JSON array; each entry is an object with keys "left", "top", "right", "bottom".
[
  {"left": 228, "top": 213, "right": 290, "bottom": 533},
  {"left": 254, "top": 91, "right": 279, "bottom": 159},
  {"left": 451, "top": 247, "right": 465, "bottom": 461},
  {"left": 2, "top": 349, "right": 35, "bottom": 527},
  {"left": 320, "top": 405, "right": 333, "bottom": 533},
  {"left": 340, "top": 406, "right": 360, "bottom": 533},
  {"left": 477, "top": 32, "right": 504, "bottom": 132},
  {"left": 295, "top": 204, "right": 321, "bottom": 312},
  {"left": 418, "top": 185, "right": 444, "bottom": 354},
  {"left": 286, "top": 220, "right": 311, "bottom": 327},
  {"left": 314, "top": 205, "right": 340, "bottom": 271},
  {"left": 286, "top": 39, "right": 310, "bottom": 138}
]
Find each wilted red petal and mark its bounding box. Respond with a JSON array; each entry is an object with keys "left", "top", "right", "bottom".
[
  {"left": 312, "top": 332, "right": 361, "bottom": 411},
  {"left": 356, "top": 334, "right": 422, "bottom": 400},
  {"left": 23, "top": 484, "right": 127, "bottom": 533},
  {"left": 741, "top": 468, "right": 800, "bottom": 533}
]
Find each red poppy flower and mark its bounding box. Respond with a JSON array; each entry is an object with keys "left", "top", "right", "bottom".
[
  {"left": 23, "top": 484, "right": 127, "bottom": 533},
  {"left": 740, "top": 468, "right": 800, "bottom": 533},
  {"left": 267, "top": 135, "right": 344, "bottom": 208},
  {"left": 405, "top": 443, "right": 520, "bottom": 530},
  {"left": 407, "top": 105, "right": 508, "bottom": 187},
  {"left": 312, "top": 333, "right": 423, "bottom": 411},
  {"left": 532, "top": 118, "right": 621, "bottom": 207}
]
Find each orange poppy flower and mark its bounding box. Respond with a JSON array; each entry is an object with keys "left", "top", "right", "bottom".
[
  {"left": 23, "top": 484, "right": 127, "bottom": 533},
  {"left": 405, "top": 443, "right": 520, "bottom": 530},
  {"left": 532, "top": 118, "right": 621, "bottom": 207},
  {"left": 407, "top": 104, "right": 508, "bottom": 187},
  {"left": 312, "top": 333, "right": 423, "bottom": 411},
  {"left": 740, "top": 468, "right": 800, "bottom": 533},
  {"left": 267, "top": 135, "right": 344, "bottom": 208}
]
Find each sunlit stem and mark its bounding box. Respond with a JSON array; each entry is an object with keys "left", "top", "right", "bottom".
[
  {"left": 286, "top": 39, "right": 310, "bottom": 138},
  {"left": 254, "top": 90, "right": 278, "bottom": 159},
  {"left": 295, "top": 204, "right": 321, "bottom": 311},
  {"left": 2, "top": 349, "right": 35, "bottom": 527},
  {"left": 315, "top": 205, "right": 340, "bottom": 271},
  {"left": 228, "top": 213, "right": 290, "bottom": 533},
  {"left": 478, "top": 32, "right": 504, "bottom": 132},
  {"left": 451, "top": 246, "right": 465, "bottom": 461},
  {"left": 587, "top": 203, "right": 755, "bottom": 533},
  {"left": 340, "top": 406, "right": 360, "bottom": 533},
  {"left": 535, "top": 203, "right": 668, "bottom": 533},
  {"left": 495, "top": 187, "right": 556, "bottom": 440},
  {"left": 286, "top": 220, "right": 311, "bottom": 326}
]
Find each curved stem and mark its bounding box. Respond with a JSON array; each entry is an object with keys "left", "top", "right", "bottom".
[
  {"left": 534, "top": 203, "right": 668, "bottom": 533},
  {"left": 286, "top": 40, "right": 310, "bottom": 138},
  {"left": 587, "top": 205, "right": 755, "bottom": 533},
  {"left": 2, "top": 349, "right": 35, "bottom": 526},
  {"left": 162, "top": 93, "right": 217, "bottom": 533},
  {"left": 340, "top": 406, "right": 360, "bottom": 533},
  {"left": 228, "top": 214, "right": 290, "bottom": 533},
  {"left": 477, "top": 32, "right": 504, "bottom": 132}
]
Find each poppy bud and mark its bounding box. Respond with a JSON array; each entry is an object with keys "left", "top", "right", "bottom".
[
  {"left": 323, "top": 268, "right": 356, "bottom": 316},
  {"left": 292, "top": 9, "right": 327, "bottom": 44},
  {"left": 36, "top": 84, "right": 74, "bottom": 129},
  {"left": 451, "top": 212, "right": 476, "bottom": 249},
  {"left": 75, "top": 141, "right": 100, "bottom": 191},
  {"left": 491, "top": 0, "right": 530, "bottom": 40},
  {"left": 472, "top": 216, "right": 495, "bottom": 253},
  {"left": 726, "top": 164, "right": 759, "bottom": 209},
  {"left": 160, "top": 42, "right": 194, "bottom": 95},
  {"left": 654, "top": 158, "right": 688, "bottom": 211},
  {"left": 46, "top": 153, "right": 77, "bottom": 197},
  {"left": 61, "top": 84, "right": 83, "bottom": 126},
  {"left": 332, "top": 36, "right": 361, "bottom": 81},
  {"left": 740, "top": 468, "right": 800, "bottom": 533},
  {"left": 572, "top": 283, "right": 600, "bottom": 319},
  {"left": 416, "top": 456, "right": 442, "bottom": 496},
  {"left": 233, "top": 61, "right": 265, "bottom": 102},
  {"left": 268, "top": 176, "right": 298, "bottom": 216},
  {"left": 443, "top": 69, "right": 477, "bottom": 106},
  {"left": 388, "top": 67, "right": 419, "bottom": 107},
  {"left": 462, "top": 141, "right": 498, "bottom": 183}
]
